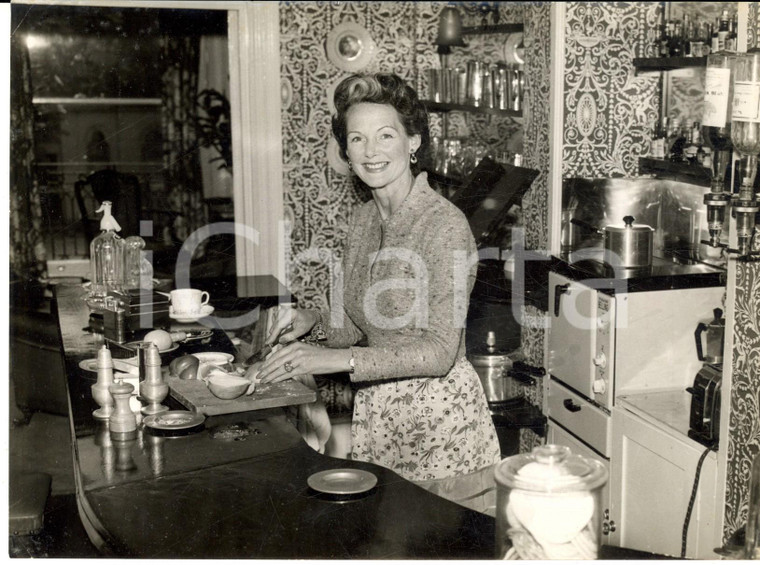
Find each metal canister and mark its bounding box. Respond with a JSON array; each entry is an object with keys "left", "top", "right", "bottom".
[
  {"left": 456, "top": 67, "right": 468, "bottom": 104},
  {"left": 467, "top": 61, "right": 484, "bottom": 107},
  {"left": 482, "top": 66, "right": 494, "bottom": 108},
  {"left": 494, "top": 64, "right": 509, "bottom": 110},
  {"left": 509, "top": 66, "right": 523, "bottom": 111}
]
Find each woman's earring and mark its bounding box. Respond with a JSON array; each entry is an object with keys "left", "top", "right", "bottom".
[
  {"left": 347, "top": 161, "right": 353, "bottom": 171},
  {"left": 410, "top": 151, "right": 418, "bottom": 164}
]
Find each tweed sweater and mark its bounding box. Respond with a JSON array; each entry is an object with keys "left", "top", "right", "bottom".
[{"left": 320, "top": 172, "right": 478, "bottom": 382}]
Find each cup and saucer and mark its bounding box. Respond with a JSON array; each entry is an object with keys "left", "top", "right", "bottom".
[{"left": 169, "top": 288, "right": 214, "bottom": 323}]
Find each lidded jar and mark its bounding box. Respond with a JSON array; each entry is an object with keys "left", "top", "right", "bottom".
[{"left": 493, "top": 444, "right": 608, "bottom": 560}]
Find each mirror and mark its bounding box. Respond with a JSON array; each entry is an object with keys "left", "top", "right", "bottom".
[{"left": 13, "top": 3, "right": 234, "bottom": 279}]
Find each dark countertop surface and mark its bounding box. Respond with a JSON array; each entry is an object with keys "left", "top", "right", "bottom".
[
  {"left": 54, "top": 282, "right": 678, "bottom": 560},
  {"left": 54, "top": 283, "right": 496, "bottom": 559}
]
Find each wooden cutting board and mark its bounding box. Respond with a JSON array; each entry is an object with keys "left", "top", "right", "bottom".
[{"left": 168, "top": 376, "right": 317, "bottom": 416}]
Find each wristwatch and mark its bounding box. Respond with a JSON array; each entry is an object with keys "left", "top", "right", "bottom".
[{"left": 348, "top": 355, "right": 355, "bottom": 374}]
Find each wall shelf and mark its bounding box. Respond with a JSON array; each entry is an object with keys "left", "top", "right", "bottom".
[
  {"left": 461, "top": 23, "right": 523, "bottom": 36},
  {"left": 422, "top": 100, "right": 521, "bottom": 118},
  {"left": 33, "top": 97, "right": 162, "bottom": 106},
  {"left": 639, "top": 157, "right": 711, "bottom": 187},
  {"left": 632, "top": 56, "right": 707, "bottom": 72}
]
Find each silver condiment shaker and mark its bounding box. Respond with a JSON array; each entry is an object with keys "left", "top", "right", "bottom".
[
  {"left": 109, "top": 378, "right": 137, "bottom": 438},
  {"left": 91, "top": 345, "right": 115, "bottom": 420},
  {"left": 139, "top": 343, "right": 169, "bottom": 415}
]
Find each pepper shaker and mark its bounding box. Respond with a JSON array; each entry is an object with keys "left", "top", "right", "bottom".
[
  {"left": 139, "top": 342, "right": 169, "bottom": 415},
  {"left": 91, "top": 345, "right": 115, "bottom": 420},
  {"left": 109, "top": 378, "right": 137, "bottom": 439}
]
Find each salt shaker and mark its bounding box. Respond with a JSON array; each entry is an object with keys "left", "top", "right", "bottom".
[
  {"left": 91, "top": 345, "right": 115, "bottom": 420},
  {"left": 139, "top": 342, "right": 169, "bottom": 415},
  {"left": 109, "top": 378, "right": 137, "bottom": 439}
]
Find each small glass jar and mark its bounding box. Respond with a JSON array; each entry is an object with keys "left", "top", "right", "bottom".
[{"left": 493, "top": 444, "right": 608, "bottom": 559}]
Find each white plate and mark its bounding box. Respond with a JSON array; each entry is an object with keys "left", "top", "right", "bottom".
[
  {"left": 124, "top": 341, "right": 179, "bottom": 354},
  {"left": 325, "top": 22, "right": 376, "bottom": 73},
  {"left": 307, "top": 468, "right": 378, "bottom": 495},
  {"left": 169, "top": 305, "right": 215, "bottom": 323}
]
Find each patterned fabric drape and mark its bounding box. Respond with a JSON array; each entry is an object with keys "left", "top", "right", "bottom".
[
  {"left": 161, "top": 35, "right": 207, "bottom": 242},
  {"left": 10, "top": 34, "right": 45, "bottom": 283}
]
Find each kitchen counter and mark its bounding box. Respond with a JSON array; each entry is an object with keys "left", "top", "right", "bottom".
[{"left": 54, "top": 283, "right": 496, "bottom": 559}]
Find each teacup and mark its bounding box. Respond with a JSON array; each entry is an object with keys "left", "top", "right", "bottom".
[{"left": 170, "top": 289, "right": 210, "bottom": 315}]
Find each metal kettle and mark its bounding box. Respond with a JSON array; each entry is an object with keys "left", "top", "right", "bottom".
[{"left": 695, "top": 308, "right": 725, "bottom": 365}]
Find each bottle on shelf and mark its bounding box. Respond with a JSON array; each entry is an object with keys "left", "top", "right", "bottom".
[
  {"left": 659, "top": 19, "right": 671, "bottom": 58},
  {"left": 668, "top": 120, "right": 688, "bottom": 163},
  {"left": 651, "top": 116, "right": 668, "bottom": 159},
  {"left": 711, "top": 18, "right": 720, "bottom": 54},
  {"left": 718, "top": 9, "right": 730, "bottom": 52},
  {"left": 669, "top": 21, "right": 684, "bottom": 57},
  {"left": 684, "top": 121, "right": 701, "bottom": 164},
  {"left": 683, "top": 14, "right": 693, "bottom": 57},
  {"left": 726, "top": 14, "right": 738, "bottom": 52}
]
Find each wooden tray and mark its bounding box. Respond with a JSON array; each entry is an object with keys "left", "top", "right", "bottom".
[{"left": 168, "top": 377, "right": 316, "bottom": 416}]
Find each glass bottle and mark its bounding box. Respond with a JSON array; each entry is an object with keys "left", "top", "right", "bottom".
[
  {"left": 89, "top": 201, "right": 125, "bottom": 297},
  {"left": 718, "top": 9, "right": 730, "bottom": 52}
]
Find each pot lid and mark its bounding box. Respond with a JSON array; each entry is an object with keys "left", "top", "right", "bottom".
[
  {"left": 494, "top": 444, "right": 608, "bottom": 493},
  {"left": 604, "top": 215, "right": 653, "bottom": 233},
  {"left": 467, "top": 330, "right": 513, "bottom": 364}
]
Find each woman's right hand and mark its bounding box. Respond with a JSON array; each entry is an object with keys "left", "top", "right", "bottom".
[{"left": 265, "top": 307, "right": 319, "bottom": 346}]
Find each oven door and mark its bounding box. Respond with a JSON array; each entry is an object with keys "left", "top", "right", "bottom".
[{"left": 548, "top": 272, "right": 601, "bottom": 401}]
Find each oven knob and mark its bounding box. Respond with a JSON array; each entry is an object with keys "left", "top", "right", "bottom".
[
  {"left": 592, "top": 352, "right": 607, "bottom": 369},
  {"left": 593, "top": 378, "right": 607, "bottom": 394}
]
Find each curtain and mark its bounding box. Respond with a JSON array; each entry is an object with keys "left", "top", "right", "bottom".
[
  {"left": 160, "top": 35, "right": 207, "bottom": 243},
  {"left": 10, "top": 34, "right": 46, "bottom": 291}
]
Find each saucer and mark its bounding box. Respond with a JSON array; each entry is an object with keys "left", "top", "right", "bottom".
[{"left": 169, "top": 305, "right": 214, "bottom": 323}]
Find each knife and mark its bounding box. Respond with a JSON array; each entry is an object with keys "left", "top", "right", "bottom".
[{"left": 244, "top": 343, "right": 272, "bottom": 367}]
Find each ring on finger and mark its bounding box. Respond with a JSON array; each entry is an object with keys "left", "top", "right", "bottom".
[{"left": 284, "top": 361, "right": 294, "bottom": 373}]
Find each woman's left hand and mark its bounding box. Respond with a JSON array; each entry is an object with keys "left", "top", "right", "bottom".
[{"left": 257, "top": 341, "right": 350, "bottom": 384}]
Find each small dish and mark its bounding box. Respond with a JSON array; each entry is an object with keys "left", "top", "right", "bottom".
[
  {"left": 307, "top": 468, "right": 378, "bottom": 495},
  {"left": 169, "top": 304, "right": 215, "bottom": 323},
  {"left": 143, "top": 410, "right": 205, "bottom": 434},
  {"left": 124, "top": 341, "right": 179, "bottom": 354}
]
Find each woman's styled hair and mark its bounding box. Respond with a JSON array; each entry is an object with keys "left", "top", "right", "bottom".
[{"left": 331, "top": 73, "right": 430, "bottom": 175}]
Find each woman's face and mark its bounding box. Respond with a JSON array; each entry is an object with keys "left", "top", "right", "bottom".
[{"left": 345, "top": 102, "right": 420, "bottom": 191}]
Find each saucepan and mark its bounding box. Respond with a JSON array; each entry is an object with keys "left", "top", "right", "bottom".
[{"left": 571, "top": 215, "right": 654, "bottom": 269}]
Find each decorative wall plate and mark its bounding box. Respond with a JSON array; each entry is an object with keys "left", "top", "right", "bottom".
[
  {"left": 326, "top": 22, "right": 376, "bottom": 73},
  {"left": 504, "top": 32, "right": 524, "bottom": 66}
]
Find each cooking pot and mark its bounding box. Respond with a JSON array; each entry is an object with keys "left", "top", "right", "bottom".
[
  {"left": 571, "top": 215, "right": 654, "bottom": 269},
  {"left": 467, "top": 331, "right": 514, "bottom": 403}
]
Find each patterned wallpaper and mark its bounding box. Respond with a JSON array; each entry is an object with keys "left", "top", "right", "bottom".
[
  {"left": 724, "top": 2, "right": 760, "bottom": 543},
  {"left": 563, "top": 2, "right": 660, "bottom": 178}
]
